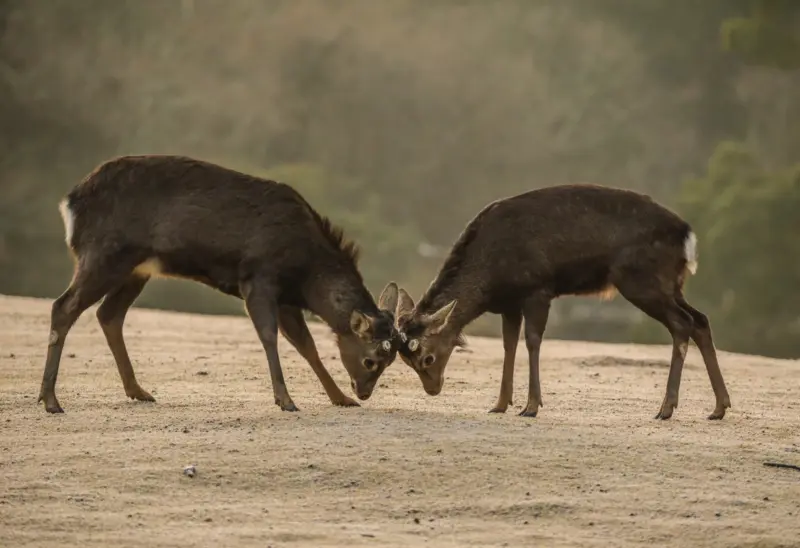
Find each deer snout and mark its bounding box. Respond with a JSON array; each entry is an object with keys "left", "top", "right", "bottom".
[
  {"left": 351, "top": 379, "right": 374, "bottom": 401},
  {"left": 418, "top": 369, "right": 444, "bottom": 396}
]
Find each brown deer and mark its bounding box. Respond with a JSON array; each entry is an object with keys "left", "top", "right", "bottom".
[
  {"left": 394, "top": 184, "right": 731, "bottom": 420},
  {"left": 39, "top": 155, "right": 400, "bottom": 414}
]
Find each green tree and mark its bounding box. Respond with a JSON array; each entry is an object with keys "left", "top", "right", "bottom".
[
  {"left": 721, "top": 0, "right": 800, "bottom": 69},
  {"left": 678, "top": 143, "right": 800, "bottom": 357},
  {"left": 570, "top": 0, "right": 751, "bottom": 178}
]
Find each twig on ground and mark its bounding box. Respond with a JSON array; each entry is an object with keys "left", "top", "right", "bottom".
[{"left": 763, "top": 462, "right": 800, "bottom": 472}]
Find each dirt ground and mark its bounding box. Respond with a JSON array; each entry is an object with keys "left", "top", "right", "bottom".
[{"left": 1, "top": 294, "right": 799, "bottom": 548}]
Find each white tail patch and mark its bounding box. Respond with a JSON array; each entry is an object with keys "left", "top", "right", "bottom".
[
  {"left": 684, "top": 231, "right": 698, "bottom": 275},
  {"left": 58, "top": 198, "right": 75, "bottom": 248}
]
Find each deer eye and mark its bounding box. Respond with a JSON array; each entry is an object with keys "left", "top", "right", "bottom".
[
  {"left": 363, "top": 358, "right": 376, "bottom": 370},
  {"left": 423, "top": 354, "right": 435, "bottom": 367}
]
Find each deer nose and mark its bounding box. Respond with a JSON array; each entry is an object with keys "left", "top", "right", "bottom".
[{"left": 352, "top": 380, "right": 372, "bottom": 400}]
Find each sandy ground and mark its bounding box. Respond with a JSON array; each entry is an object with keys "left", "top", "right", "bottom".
[{"left": 1, "top": 294, "right": 799, "bottom": 548}]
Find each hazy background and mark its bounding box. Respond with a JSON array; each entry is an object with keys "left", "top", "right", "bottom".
[{"left": 1, "top": 0, "right": 798, "bottom": 358}]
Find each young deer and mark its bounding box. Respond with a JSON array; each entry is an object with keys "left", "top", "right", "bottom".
[
  {"left": 394, "top": 184, "right": 731, "bottom": 420},
  {"left": 39, "top": 155, "right": 400, "bottom": 414}
]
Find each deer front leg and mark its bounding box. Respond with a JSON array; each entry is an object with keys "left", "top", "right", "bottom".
[
  {"left": 242, "top": 279, "right": 298, "bottom": 412},
  {"left": 489, "top": 309, "right": 522, "bottom": 413},
  {"left": 519, "top": 294, "right": 551, "bottom": 418},
  {"left": 278, "top": 306, "right": 359, "bottom": 407}
]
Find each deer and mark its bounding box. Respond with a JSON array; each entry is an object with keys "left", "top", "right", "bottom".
[
  {"left": 39, "top": 155, "right": 401, "bottom": 414},
  {"left": 393, "top": 184, "right": 731, "bottom": 420}
]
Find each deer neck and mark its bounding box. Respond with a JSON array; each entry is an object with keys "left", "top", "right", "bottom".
[
  {"left": 306, "top": 270, "right": 378, "bottom": 335},
  {"left": 418, "top": 270, "right": 485, "bottom": 332}
]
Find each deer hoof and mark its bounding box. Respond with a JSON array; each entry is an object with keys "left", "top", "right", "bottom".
[
  {"left": 40, "top": 394, "right": 64, "bottom": 414},
  {"left": 488, "top": 406, "right": 508, "bottom": 414},
  {"left": 127, "top": 387, "right": 156, "bottom": 402},
  {"left": 654, "top": 407, "right": 674, "bottom": 420},
  {"left": 708, "top": 397, "right": 730, "bottom": 420},
  {"left": 277, "top": 401, "right": 299, "bottom": 412},
  {"left": 518, "top": 408, "right": 538, "bottom": 418},
  {"left": 707, "top": 408, "right": 727, "bottom": 420},
  {"left": 333, "top": 396, "right": 361, "bottom": 408}
]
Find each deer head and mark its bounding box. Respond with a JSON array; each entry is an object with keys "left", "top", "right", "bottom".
[
  {"left": 335, "top": 281, "right": 401, "bottom": 400},
  {"left": 393, "top": 288, "right": 461, "bottom": 396}
]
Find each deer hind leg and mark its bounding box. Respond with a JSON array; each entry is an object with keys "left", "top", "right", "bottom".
[
  {"left": 96, "top": 275, "right": 155, "bottom": 403},
  {"left": 676, "top": 296, "right": 731, "bottom": 420},
  {"left": 39, "top": 253, "right": 139, "bottom": 413},
  {"left": 614, "top": 278, "right": 694, "bottom": 420},
  {"left": 278, "top": 306, "right": 359, "bottom": 408},
  {"left": 489, "top": 309, "right": 522, "bottom": 414}
]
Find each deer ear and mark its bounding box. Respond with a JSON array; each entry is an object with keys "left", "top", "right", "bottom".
[
  {"left": 424, "top": 300, "right": 456, "bottom": 335},
  {"left": 396, "top": 288, "right": 415, "bottom": 320},
  {"left": 377, "top": 282, "right": 399, "bottom": 313},
  {"left": 350, "top": 310, "right": 373, "bottom": 337}
]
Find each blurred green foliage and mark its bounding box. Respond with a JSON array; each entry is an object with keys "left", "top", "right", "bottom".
[
  {"left": 1, "top": 0, "right": 798, "bottom": 357},
  {"left": 721, "top": 0, "right": 800, "bottom": 69},
  {"left": 679, "top": 143, "right": 800, "bottom": 357}
]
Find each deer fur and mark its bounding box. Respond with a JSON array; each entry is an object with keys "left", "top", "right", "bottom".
[
  {"left": 39, "top": 155, "right": 400, "bottom": 414},
  {"left": 394, "top": 184, "right": 731, "bottom": 420}
]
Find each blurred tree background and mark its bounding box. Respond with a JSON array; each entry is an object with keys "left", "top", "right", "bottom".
[{"left": 0, "top": 0, "right": 797, "bottom": 357}]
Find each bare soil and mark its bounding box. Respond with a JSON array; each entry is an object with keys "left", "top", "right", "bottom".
[{"left": 1, "top": 294, "right": 799, "bottom": 547}]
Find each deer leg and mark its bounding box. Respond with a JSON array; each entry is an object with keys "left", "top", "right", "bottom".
[
  {"left": 489, "top": 309, "right": 522, "bottom": 413},
  {"left": 242, "top": 279, "right": 297, "bottom": 412},
  {"left": 616, "top": 283, "right": 694, "bottom": 420},
  {"left": 39, "top": 256, "right": 136, "bottom": 413},
  {"left": 677, "top": 296, "right": 731, "bottom": 420},
  {"left": 278, "top": 306, "right": 359, "bottom": 408},
  {"left": 39, "top": 288, "right": 86, "bottom": 413},
  {"left": 519, "top": 294, "right": 551, "bottom": 417},
  {"left": 96, "top": 275, "right": 154, "bottom": 403}
]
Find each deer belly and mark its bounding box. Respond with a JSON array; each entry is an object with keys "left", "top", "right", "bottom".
[{"left": 132, "top": 256, "right": 242, "bottom": 298}]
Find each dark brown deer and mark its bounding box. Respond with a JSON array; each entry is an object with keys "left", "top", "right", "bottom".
[
  {"left": 39, "top": 155, "right": 401, "bottom": 414},
  {"left": 394, "top": 184, "right": 731, "bottom": 420}
]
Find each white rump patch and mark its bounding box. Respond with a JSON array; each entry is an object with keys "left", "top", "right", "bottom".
[
  {"left": 58, "top": 198, "right": 74, "bottom": 248},
  {"left": 684, "top": 231, "right": 698, "bottom": 275}
]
